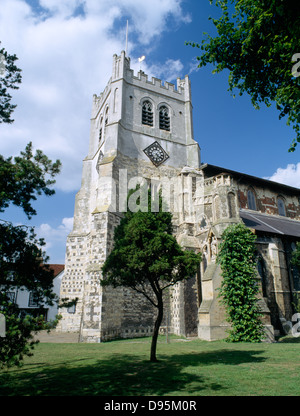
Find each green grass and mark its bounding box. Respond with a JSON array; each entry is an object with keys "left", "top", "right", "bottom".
[{"left": 1, "top": 335, "right": 300, "bottom": 396}]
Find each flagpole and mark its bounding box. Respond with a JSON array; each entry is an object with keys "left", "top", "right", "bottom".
[{"left": 125, "top": 20, "right": 128, "bottom": 56}]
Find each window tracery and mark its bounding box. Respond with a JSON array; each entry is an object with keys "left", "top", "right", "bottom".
[
  {"left": 159, "top": 105, "right": 170, "bottom": 131},
  {"left": 142, "top": 100, "right": 153, "bottom": 126}
]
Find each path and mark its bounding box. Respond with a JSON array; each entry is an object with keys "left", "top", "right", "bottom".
[{"left": 34, "top": 330, "right": 79, "bottom": 343}]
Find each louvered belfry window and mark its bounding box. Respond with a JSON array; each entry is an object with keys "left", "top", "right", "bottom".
[
  {"left": 142, "top": 100, "right": 153, "bottom": 126},
  {"left": 159, "top": 106, "right": 170, "bottom": 131}
]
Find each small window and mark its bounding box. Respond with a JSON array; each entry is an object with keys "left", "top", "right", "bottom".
[
  {"left": 247, "top": 189, "right": 257, "bottom": 211},
  {"left": 113, "top": 88, "right": 119, "bottom": 113},
  {"left": 99, "top": 116, "right": 103, "bottom": 142},
  {"left": 159, "top": 106, "right": 170, "bottom": 131},
  {"left": 105, "top": 107, "right": 109, "bottom": 126},
  {"left": 28, "top": 291, "right": 39, "bottom": 307},
  {"left": 142, "top": 100, "right": 153, "bottom": 126},
  {"left": 67, "top": 304, "right": 76, "bottom": 314},
  {"left": 278, "top": 197, "right": 286, "bottom": 216}
]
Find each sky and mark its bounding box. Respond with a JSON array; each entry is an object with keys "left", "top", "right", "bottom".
[{"left": 0, "top": 0, "right": 299, "bottom": 264}]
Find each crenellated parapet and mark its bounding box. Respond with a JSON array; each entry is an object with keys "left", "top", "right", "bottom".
[{"left": 92, "top": 51, "right": 192, "bottom": 121}]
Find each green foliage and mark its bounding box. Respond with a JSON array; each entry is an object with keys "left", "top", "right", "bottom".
[
  {"left": 101, "top": 186, "right": 201, "bottom": 361},
  {"left": 0, "top": 221, "right": 56, "bottom": 301},
  {"left": 217, "top": 223, "right": 264, "bottom": 342},
  {"left": 0, "top": 292, "right": 60, "bottom": 369},
  {"left": 0, "top": 216, "right": 66, "bottom": 369},
  {"left": 0, "top": 44, "right": 22, "bottom": 124},
  {"left": 291, "top": 242, "right": 300, "bottom": 268},
  {"left": 0, "top": 142, "right": 61, "bottom": 219},
  {"left": 0, "top": 45, "right": 62, "bottom": 366},
  {"left": 102, "top": 186, "right": 200, "bottom": 304},
  {"left": 186, "top": 0, "right": 300, "bottom": 151},
  {"left": 0, "top": 221, "right": 62, "bottom": 368}
]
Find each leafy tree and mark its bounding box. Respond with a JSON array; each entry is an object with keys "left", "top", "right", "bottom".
[
  {"left": 0, "top": 145, "right": 62, "bottom": 367},
  {"left": 186, "top": 0, "right": 300, "bottom": 151},
  {"left": 217, "top": 223, "right": 264, "bottom": 342},
  {"left": 0, "top": 221, "right": 59, "bottom": 368},
  {"left": 0, "top": 44, "right": 62, "bottom": 367},
  {"left": 101, "top": 187, "right": 201, "bottom": 362},
  {"left": 0, "top": 44, "right": 22, "bottom": 124},
  {"left": 0, "top": 141, "right": 61, "bottom": 219},
  {"left": 0, "top": 145, "right": 61, "bottom": 367}
]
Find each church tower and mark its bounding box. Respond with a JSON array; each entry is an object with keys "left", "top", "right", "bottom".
[{"left": 57, "top": 51, "right": 201, "bottom": 342}]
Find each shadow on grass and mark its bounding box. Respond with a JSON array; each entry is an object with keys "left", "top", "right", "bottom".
[{"left": 0, "top": 349, "right": 266, "bottom": 396}]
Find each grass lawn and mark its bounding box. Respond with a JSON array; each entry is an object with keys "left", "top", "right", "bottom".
[{"left": 1, "top": 335, "right": 300, "bottom": 396}]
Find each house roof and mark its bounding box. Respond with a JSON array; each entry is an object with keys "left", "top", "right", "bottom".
[
  {"left": 200, "top": 163, "right": 300, "bottom": 195},
  {"left": 48, "top": 264, "right": 65, "bottom": 277},
  {"left": 240, "top": 209, "right": 300, "bottom": 238}
]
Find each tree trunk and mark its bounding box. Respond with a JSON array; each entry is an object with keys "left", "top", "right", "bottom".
[{"left": 150, "top": 291, "right": 163, "bottom": 362}]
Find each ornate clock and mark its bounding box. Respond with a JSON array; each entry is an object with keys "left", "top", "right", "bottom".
[{"left": 143, "top": 141, "right": 169, "bottom": 167}]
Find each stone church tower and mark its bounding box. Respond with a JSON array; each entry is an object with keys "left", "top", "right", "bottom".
[
  {"left": 58, "top": 51, "right": 300, "bottom": 342},
  {"left": 57, "top": 51, "right": 202, "bottom": 341}
]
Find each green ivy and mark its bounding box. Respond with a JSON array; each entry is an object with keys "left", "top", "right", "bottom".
[{"left": 217, "top": 223, "right": 264, "bottom": 342}]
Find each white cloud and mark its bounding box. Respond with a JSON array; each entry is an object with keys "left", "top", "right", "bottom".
[
  {"left": 156, "top": 59, "right": 184, "bottom": 82},
  {"left": 134, "top": 58, "right": 184, "bottom": 83},
  {"left": 39, "top": 0, "right": 82, "bottom": 17},
  {"left": 266, "top": 163, "right": 300, "bottom": 188},
  {"left": 38, "top": 217, "right": 73, "bottom": 245},
  {"left": 37, "top": 217, "right": 73, "bottom": 262},
  {"left": 0, "top": 0, "right": 189, "bottom": 191}
]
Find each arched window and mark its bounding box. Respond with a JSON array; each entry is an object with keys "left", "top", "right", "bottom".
[
  {"left": 105, "top": 107, "right": 109, "bottom": 126},
  {"left": 159, "top": 105, "right": 170, "bottom": 131},
  {"left": 99, "top": 116, "right": 103, "bottom": 143},
  {"left": 142, "top": 100, "right": 153, "bottom": 126},
  {"left": 113, "top": 88, "right": 119, "bottom": 113},
  {"left": 247, "top": 189, "right": 257, "bottom": 211},
  {"left": 277, "top": 197, "right": 286, "bottom": 216}
]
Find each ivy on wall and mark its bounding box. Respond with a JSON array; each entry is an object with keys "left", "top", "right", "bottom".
[{"left": 217, "top": 223, "right": 264, "bottom": 342}]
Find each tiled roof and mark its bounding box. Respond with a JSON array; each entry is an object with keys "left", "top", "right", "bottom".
[
  {"left": 48, "top": 264, "right": 65, "bottom": 277},
  {"left": 240, "top": 209, "right": 300, "bottom": 237}
]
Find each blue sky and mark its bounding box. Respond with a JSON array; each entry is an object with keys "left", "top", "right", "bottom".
[{"left": 0, "top": 0, "right": 299, "bottom": 264}]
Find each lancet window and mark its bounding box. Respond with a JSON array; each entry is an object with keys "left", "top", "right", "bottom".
[
  {"left": 247, "top": 189, "right": 257, "bottom": 211},
  {"left": 142, "top": 100, "right": 153, "bottom": 126},
  {"left": 159, "top": 105, "right": 170, "bottom": 131}
]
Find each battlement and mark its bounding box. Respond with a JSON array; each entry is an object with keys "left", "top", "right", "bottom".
[
  {"left": 93, "top": 78, "right": 112, "bottom": 112},
  {"left": 92, "top": 51, "right": 191, "bottom": 118},
  {"left": 126, "top": 69, "right": 186, "bottom": 96},
  {"left": 113, "top": 51, "right": 191, "bottom": 101}
]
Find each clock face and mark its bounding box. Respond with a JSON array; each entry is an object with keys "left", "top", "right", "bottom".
[
  {"left": 149, "top": 146, "right": 164, "bottom": 161},
  {"left": 143, "top": 141, "right": 169, "bottom": 167}
]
